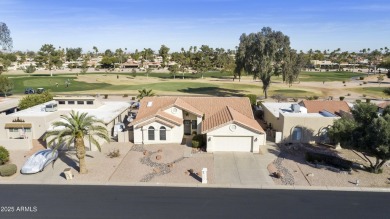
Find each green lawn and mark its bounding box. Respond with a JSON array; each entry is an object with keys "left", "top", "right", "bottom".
[
  {"left": 269, "top": 88, "right": 315, "bottom": 98},
  {"left": 8, "top": 71, "right": 359, "bottom": 97},
  {"left": 11, "top": 76, "right": 111, "bottom": 93},
  {"left": 8, "top": 71, "right": 233, "bottom": 79},
  {"left": 10, "top": 76, "right": 248, "bottom": 96},
  {"left": 297, "top": 71, "right": 364, "bottom": 82}
]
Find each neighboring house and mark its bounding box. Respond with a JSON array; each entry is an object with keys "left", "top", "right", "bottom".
[
  {"left": 377, "top": 101, "right": 390, "bottom": 115},
  {"left": 0, "top": 96, "right": 130, "bottom": 151},
  {"left": 262, "top": 101, "right": 351, "bottom": 144},
  {"left": 299, "top": 100, "right": 351, "bottom": 116},
  {"left": 130, "top": 97, "right": 265, "bottom": 153},
  {"left": 0, "top": 97, "right": 19, "bottom": 115}
]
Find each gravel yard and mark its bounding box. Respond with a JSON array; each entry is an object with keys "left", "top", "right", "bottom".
[{"left": 269, "top": 143, "right": 390, "bottom": 188}]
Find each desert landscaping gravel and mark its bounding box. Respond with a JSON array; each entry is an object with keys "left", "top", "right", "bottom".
[{"left": 269, "top": 143, "right": 390, "bottom": 188}]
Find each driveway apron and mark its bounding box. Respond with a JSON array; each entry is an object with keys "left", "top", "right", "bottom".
[{"left": 214, "top": 152, "right": 274, "bottom": 186}]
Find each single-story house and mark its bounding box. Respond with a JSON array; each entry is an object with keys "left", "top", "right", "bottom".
[
  {"left": 0, "top": 96, "right": 130, "bottom": 151},
  {"left": 0, "top": 98, "right": 19, "bottom": 115},
  {"left": 130, "top": 96, "right": 265, "bottom": 153},
  {"left": 262, "top": 100, "right": 351, "bottom": 144}
]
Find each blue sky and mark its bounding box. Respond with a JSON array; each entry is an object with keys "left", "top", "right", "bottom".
[{"left": 1, "top": 0, "right": 389, "bottom": 53}]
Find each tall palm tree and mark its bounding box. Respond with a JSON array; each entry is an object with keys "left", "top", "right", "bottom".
[
  {"left": 92, "top": 46, "right": 98, "bottom": 57},
  {"left": 45, "top": 110, "right": 109, "bottom": 174},
  {"left": 137, "top": 88, "right": 155, "bottom": 100}
]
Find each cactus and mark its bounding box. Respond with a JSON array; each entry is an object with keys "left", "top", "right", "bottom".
[{"left": 0, "top": 164, "right": 17, "bottom": 177}]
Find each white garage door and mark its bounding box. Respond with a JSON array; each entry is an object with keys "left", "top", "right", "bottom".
[{"left": 212, "top": 136, "right": 252, "bottom": 152}]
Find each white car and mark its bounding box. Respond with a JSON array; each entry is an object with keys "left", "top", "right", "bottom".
[{"left": 20, "top": 149, "right": 58, "bottom": 174}]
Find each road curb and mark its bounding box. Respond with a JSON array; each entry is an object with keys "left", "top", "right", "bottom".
[{"left": 1, "top": 181, "right": 390, "bottom": 192}]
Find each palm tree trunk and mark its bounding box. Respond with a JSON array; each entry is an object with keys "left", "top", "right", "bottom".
[{"left": 75, "top": 135, "right": 88, "bottom": 174}]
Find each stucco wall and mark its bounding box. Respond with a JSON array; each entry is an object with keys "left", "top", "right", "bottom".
[
  {"left": 46, "top": 134, "right": 108, "bottom": 151},
  {"left": 0, "top": 113, "right": 60, "bottom": 140},
  {"left": 163, "top": 107, "right": 183, "bottom": 118},
  {"left": 133, "top": 120, "right": 184, "bottom": 144},
  {"left": 263, "top": 107, "right": 283, "bottom": 131},
  {"left": 0, "top": 139, "right": 32, "bottom": 150},
  {"left": 280, "top": 114, "right": 338, "bottom": 143}
]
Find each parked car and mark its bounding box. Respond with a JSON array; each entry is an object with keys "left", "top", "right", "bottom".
[
  {"left": 36, "top": 88, "right": 45, "bottom": 94},
  {"left": 20, "top": 149, "right": 58, "bottom": 174},
  {"left": 24, "top": 88, "right": 35, "bottom": 94}
]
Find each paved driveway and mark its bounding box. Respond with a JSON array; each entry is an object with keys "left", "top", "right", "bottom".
[{"left": 214, "top": 152, "right": 274, "bottom": 186}]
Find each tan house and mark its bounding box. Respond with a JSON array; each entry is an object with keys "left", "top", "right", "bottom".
[
  {"left": 131, "top": 97, "right": 265, "bottom": 153},
  {"left": 0, "top": 98, "right": 19, "bottom": 115},
  {"left": 0, "top": 96, "right": 130, "bottom": 151},
  {"left": 262, "top": 101, "right": 351, "bottom": 144}
]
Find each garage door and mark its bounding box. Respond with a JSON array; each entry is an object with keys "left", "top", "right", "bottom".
[{"left": 212, "top": 136, "right": 252, "bottom": 152}]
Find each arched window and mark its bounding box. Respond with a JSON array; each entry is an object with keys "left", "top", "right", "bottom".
[
  {"left": 148, "top": 126, "right": 155, "bottom": 140},
  {"left": 319, "top": 127, "right": 329, "bottom": 143},
  {"left": 160, "top": 126, "right": 166, "bottom": 140},
  {"left": 292, "top": 127, "right": 302, "bottom": 141}
]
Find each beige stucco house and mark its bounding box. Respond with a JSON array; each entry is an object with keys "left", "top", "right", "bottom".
[
  {"left": 0, "top": 97, "right": 19, "bottom": 115},
  {"left": 262, "top": 100, "right": 351, "bottom": 144},
  {"left": 0, "top": 96, "right": 130, "bottom": 151},
  {"left": 131, "top": 96, "right": 265, "bottom": 153}
]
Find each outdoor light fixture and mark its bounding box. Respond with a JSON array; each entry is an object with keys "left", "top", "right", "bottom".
[
  {"left": 254, "top": 138, "right": 257, "bottom": 142},
  {"left": 208, "top": 137, "right": 211, "bottom": 142}
]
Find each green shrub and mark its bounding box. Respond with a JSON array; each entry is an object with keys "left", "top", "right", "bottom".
[
  {"left": 246, "top": 94, "right": 257, "bottom": 106},
  {"left": 131, "top": 97, "right": 135, "bottom": 100},
  {"left": 0, "top": 146, "right": 9, "bottom": 165},
  {"left": 305, "top": 152, "right": 352, "bottom": 171},
  {"left": 339, "top": 96, "right": 345, "bottom": 101},
  {"left": 192, "top": 134, "right": 204, "bottom": 148},
  {"left": 362, "top": 94, "right": 367, "bottom": 97},
  {"left": 0, "top": 164, "right": 17, "bottom": 176},
  {"left": 24, "top": 64, "right": 36, "bottom": 74},
  {"left": 306, "top": 96, "right": 319, "bottom": 100},
  {"left": 342, "top": 80, "right": 346, "bottom": 84},
  {"left": 383, "top": 88, "right": 390, "bottom": 96},
  {"left": 359, "top": 76, "right": 365, "bottom": 80},
  {"left": 104, "top": 94, "right": 108, "bottom": 99},
  {"left": 355, "top": 99, "right": 361, "bottom": 103},
  {"left": 366, "top": 99, "right": 371, "bottom": 103},
  {"left": 18, "top": 91, "right": 54, "bottom": 110},
  {"left": 192, "top": 131, "right": 197, "bottom": 135},
  {"left": 123, "top": 94, "right": 128, "bottom": 97},
  {"left": 363, "top": 81, "right": 367, "bottom": 84}
]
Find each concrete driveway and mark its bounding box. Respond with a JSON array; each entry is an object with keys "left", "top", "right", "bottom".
[{"left": 214, "top": 152, "right": 274, "bottom": 186}]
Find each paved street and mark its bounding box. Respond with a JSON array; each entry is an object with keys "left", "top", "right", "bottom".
[
  {"left": 214, "top": 152, "right": 274, "bottom": 185},
  {"left": 0, "top": 184, "right": 389, "bottom": 219}
]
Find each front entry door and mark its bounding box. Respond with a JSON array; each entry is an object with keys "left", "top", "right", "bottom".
[{"left": 184, "top": 120, "right": 191, "bottom": 135}]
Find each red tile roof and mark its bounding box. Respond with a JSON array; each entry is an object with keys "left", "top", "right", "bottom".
[
  {"left": 202, "top": 106, "right": 264, "bottom": 134},
  {"left": 300, "top": 100, "right": 351, "bottom": 115},
  {"left": 132, "top": 96, "right": 264, "bottom": 133},
  {"left": 377, "top": 101, "right": 390, "bottom": 109}
]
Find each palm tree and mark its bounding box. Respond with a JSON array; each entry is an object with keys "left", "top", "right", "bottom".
[
  {"left": 45, "top": 110, "right": 109, "bottom": 174},
  {"left": 92, "top": 46, "right": 98, "bottom": 57},
  {"left": 137, "top": 88, "right": 155, "bottom": 100}
]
